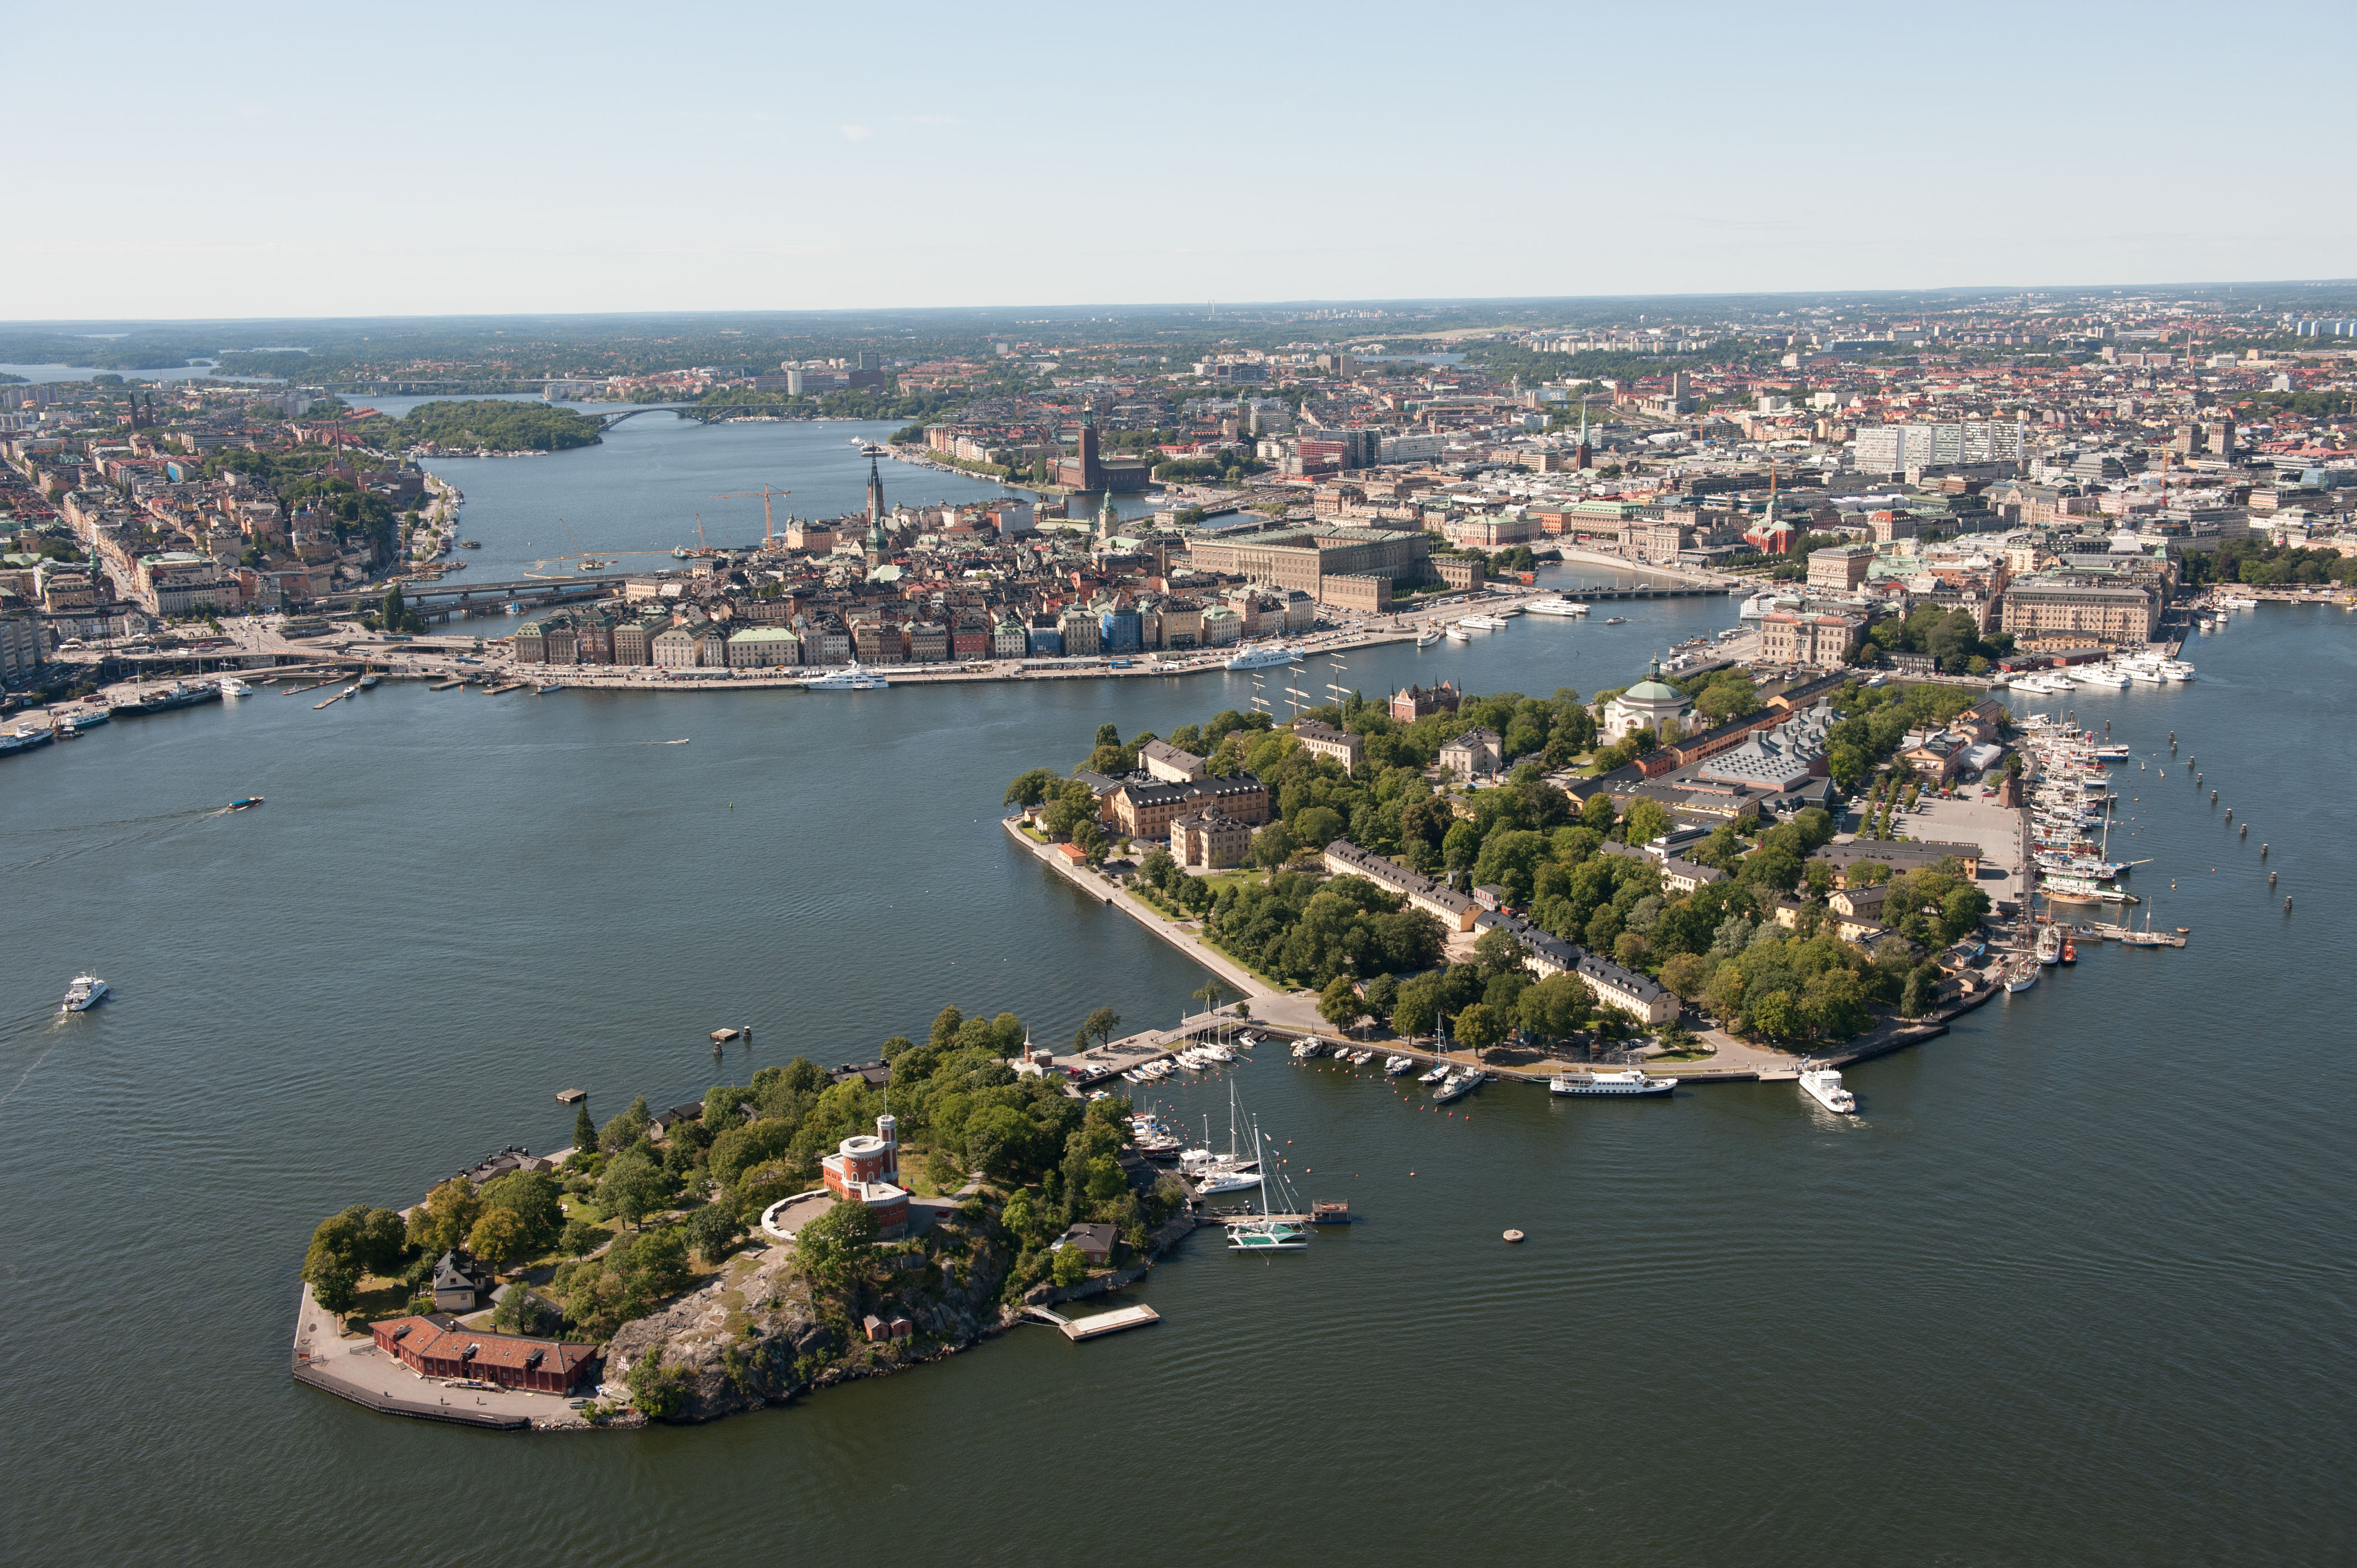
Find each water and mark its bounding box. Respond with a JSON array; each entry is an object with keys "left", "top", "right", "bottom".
[
  {"left": 380, "top": 410, "right": 1165, "bottom": 585},
  {"left": 4, "top": 576, "right": 2352, "bottom": 1560}
]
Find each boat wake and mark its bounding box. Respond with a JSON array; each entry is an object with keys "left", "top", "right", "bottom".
[
  {"left": 0, "top": 1005, "right": 85, "bottom": 1111},
  {"left": 0, "top": 806, "right": 229, "bottom": 874}
]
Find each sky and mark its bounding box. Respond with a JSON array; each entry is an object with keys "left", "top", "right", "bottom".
[{"left": 6, "top": 0, "right": 2353, "bottom": 321}]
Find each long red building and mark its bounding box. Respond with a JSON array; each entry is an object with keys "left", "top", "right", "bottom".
[{"left": 370, "top": 1314, "right": 601, "bottom": 1393}]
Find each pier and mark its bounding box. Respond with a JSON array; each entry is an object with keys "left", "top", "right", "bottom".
[{"left": 1022, "top": 1303, "right": 1163, "bottom": 1340}]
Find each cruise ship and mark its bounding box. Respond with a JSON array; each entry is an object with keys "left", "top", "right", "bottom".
[
  {"left": 1549, "top": 1067, "right": 1675, "bottom": 1097},
  {"left": 804, "top": 662, "right": 889, "bottom": 690},
  {"left": 1798, "top": 1066, "right": 1856, "bottom": 1114},
  {"left": 1525, "top": 597, "right": 1591, "bottom": 617},
  {"left": 1223, "top": 642, "right": 1299, "bottom": 671}
]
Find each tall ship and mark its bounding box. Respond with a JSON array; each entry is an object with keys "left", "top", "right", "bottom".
[
  {"left": 1549, "top": 1067, "right": 1675, "bottom": 1098},
  {"left": 1223, "top": 642, "right": 1300, "bottom": 671},
  {"left": 804, "top": 663, "right": 889, "bottom": 690},
  {"left": 1525, "top": 597, "right": 1591, "bottom": 617},
  {"left": 1798, "top": 1066, "right": 1856, "bottom": 1114}
]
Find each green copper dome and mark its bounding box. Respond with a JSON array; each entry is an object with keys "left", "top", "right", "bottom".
[{"left": 1622, "top": 661, "right": 1686, "bottom": 704}]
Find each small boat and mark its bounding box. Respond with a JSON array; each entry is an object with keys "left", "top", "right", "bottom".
[
  {"left": 2060, "top": 939, "right": 2077, "bottom": 964},
  {"left": 357, "top": 673, "right": 381, "bottom": 690},
  {"left": 1196, "top": 1167, "right": 1264, "bottom": 1196},
  {"left": 1383, "top": 1055, "right": 1415, "bottom": 1076},
  {"left": 537, "top": 682, "right": 563, "bottom": 694},
  {"left": 228, "top": 796, "right": 265, "bottom": 811},
  {"left": 339, "top": 684, "right": 360, "bottom": 700},
  {"left": 1550, "top": 1067, "right": 1675, "bottom": 1098},
  {"left": 1798, "top": 1066, "right": 1856, "bottom": 1114},
  {"left": 1602, "top": 616, "right": 1627, "bottom": 625},
  {"left": 61, "top": 974, "right": 109, "bottom": 1013},
  {"left": 1291, "top": 1039, "right": 1322, "bottom": 1059},
  {"left": 1417, "top": 1060, "right": 1450, "bottom": 1084}
]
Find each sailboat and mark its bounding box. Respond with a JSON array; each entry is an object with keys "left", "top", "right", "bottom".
[{"left": 1227, "top": 1122, "right": 1308, "bottom": 1250}]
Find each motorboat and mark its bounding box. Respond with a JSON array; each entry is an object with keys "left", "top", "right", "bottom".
[
  {"left": 61, "top": 974, "right": 109, "bottom": 1013},
  {"left": 1432, "top": 1071, "right": 1479, "bottom": 1103},
  {"left": 1798, "top": 1066, "right": 1856, "bottom": 1114},
  {"left": 1416, "top": 626, "right": 1442, "bottom": 648},
  {"left": 358, "top": 673, "right": 381, "bottom": 689},
  {"left": 537, "top": 682, "right": 563, "bottom": 694},
  {"left": 1550, "top": 1068, "right": 1675, "bottom": 1097},
  {"left": 804, "top": 662, "right": 889, "bottom": 690},
  {"left": 1291, "top": 1039, "right": 1322, "bottom": 1060},
  {"left": 1444, "top": 624, "right": 1473, "bottom": 643},
  {"left": 1417, "top": 1061, "right": 1450, "bottom": 1084},
  {"left": 1602, "top": 616, "right": 1627, "bottom": 625},
  {"left": 1384, "top": 1055, "right": 1416, "bottom": 1076},
  {"left": 228, "top": 796, "right": 265, "bottom": 811},
  {"left": 1223, "top": 642, "right": 1299, "bottom": 671},
  {"left": 218, "top": 677, "right": 253, "bottom": 697},
  {"left": 340, "top": 684, "right": 361, "bottom": 700},
  {"left": 1525, "top": 597, "right": 1590, "bottom": 616},
  {"left": 1195, "top": 1167, "right": 1264, "bottom": 1196}
]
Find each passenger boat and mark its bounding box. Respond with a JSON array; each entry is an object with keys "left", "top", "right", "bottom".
[
  {"left": 218, "top": 677, "right": 253, "bottom": 698},
  {"left": 1550, "top": 1067, "right": 1675, "bottom": 1098},
  {"left": 1, "top": 725, "right": 55, "bottom": 755},
  {"left": 1416, "top": 626, "right": 1442, "bottom": 648},
  {"left": 1525, "top": 597, "right": 1590, "bottom": 616},
  {"left": 1444, "top": 624, "right": 1473, "bottom": 642},
  {"left": 61, "top": 974, "right": 109, "bottom": 1013},
  {"left": 1458, "top": 613, "right": 1510, "bottom": 631},
  {"left": 1798, "top": 1066, "right": 1856, "bottom": 1114}
]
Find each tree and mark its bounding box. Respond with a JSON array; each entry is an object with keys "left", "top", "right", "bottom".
[
  {"left": 1659, "top": 952, "right": 1708, "bottom": 1000},
  {"left": 1391, "top": 977, "right": 1440, "bottom": 1039},
  {"left": 572, "top": 1101, "right": 596, "bottom": 1153},
  {"left": 795, "top": 1198, "right": 878, "bottom": 1290},
  {"left": 1579, "top": 792, "right": 1618, "bottom": 832},
  {"left": 1453, "top": 1001, "right": 1506, "bottom": 1058},
  {"left": 1094, "top": 723, "right": 1120, "bottom": 749},
  {"left": 598, "top": 1147, "right": 668, "bottom": 1230},
  {"left": 1072, "top": 819, "right": 1107, "bottom": 864},
  {"left": 480, "top": 1170, "right": 564, "bottom": 1253},
  {"left": 1899, "top": 965, "right": 1937, "bottom": 1018},
  {"left": 406, "top": 1178, "right": 482, "bottom": 1258},
  {"left": 467, "top": 1208, "right": 532, "bottom": 1274},
  {"left": 1192, "top": 981, "right": 1227, "bottom": 1016},
  {"left": 308, "top": 1257, "right": 360, "bottom": 1316},
  {"left": 1473, "top": 926, "right": 1526, "bottom": 977},
  {"left": 1515, "top": 972, "right": 1591, "bottom": 1041},
  {"left": 559, "top": 1218, "right": 606, "bottom": 1257},
  {"left": 1077, "top": 1006, "right": 1122, "bottom": 1049},
  {"left": 1004, "top": 767, "right": 1057, "bottom": 807},
  {"left": 1622, "top": 798, "right": 1674, "bottom": 848},
  {"left": 683, "top": 1203, "right": 744, "bottom": 1265},
  {"left": 1318, "top": 975, "right": 1367, "bottom": 1035},
  {"left": 1052, "top": 1245, "right": 1089, "bottom": 1287}
]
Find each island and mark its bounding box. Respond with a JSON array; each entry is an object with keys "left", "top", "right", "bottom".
[{"left": 291, "top": 1008, "right": 1192, "bottom": 1428}]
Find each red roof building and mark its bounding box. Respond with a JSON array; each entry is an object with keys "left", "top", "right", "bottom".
[{"left": 370, "top": 1314, "right": 600, "bottom": 1393}]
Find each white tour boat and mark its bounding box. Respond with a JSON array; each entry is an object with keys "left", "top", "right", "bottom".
[
  {"left": 1525, "top": 597, "right": 1591, "bottom": 617},
  {"left": 1223, "top": 643, "right": 1299, "bottom": 671},
  {"left": 1798, "top": 1066, "right": 1856, "bottom": 1114},
  {"left": 61, "top": 974, "right": 110, "bottom": 1013},
  {"left": 1549, "top": 1067, "right": 1675, "bottom": 1098}
]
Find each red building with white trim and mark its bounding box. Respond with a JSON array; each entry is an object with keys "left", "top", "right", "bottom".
[{"left": 370, "top": 1314, "right": 600, "bottom": 1392}]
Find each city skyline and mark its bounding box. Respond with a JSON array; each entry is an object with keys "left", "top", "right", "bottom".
[{"left": 9, "top": 0, "right": 2354, "bottom": 319}]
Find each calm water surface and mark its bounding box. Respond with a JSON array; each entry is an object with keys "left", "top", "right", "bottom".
[{"left": 3, "top": 580, "right": 2351, "bottom": 1564}]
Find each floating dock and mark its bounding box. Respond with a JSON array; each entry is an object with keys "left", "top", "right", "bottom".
[{"left": 1033, "top": 1303, "right": 1161, "bottom": 1341}]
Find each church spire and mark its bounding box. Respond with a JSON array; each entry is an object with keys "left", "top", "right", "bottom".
[{"left": 865, "top": 453, "right": 887, "bottom": 551}]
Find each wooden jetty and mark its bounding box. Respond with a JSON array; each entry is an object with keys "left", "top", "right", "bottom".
[
  {"left": 287, "top": 678, "right": 337, "bottom": 695},
  {"left": 1025, "top": 1303, "right": 1161, "bottom": 1341},
  {"left": 486, "top": 680, "right": 531, "bottom": 695},
  {"left": 554, "top": 1088, "right": 588, "bottom": 1105},
  {"left": 311, "top": 691, "right": 348, "bottom": 710},
  {"left": 430, "top": 677, "right": 467, "bottom": 691}
]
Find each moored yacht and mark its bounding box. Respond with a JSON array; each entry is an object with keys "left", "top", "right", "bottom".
[
  {"left": 1798, "top": 1066, "right": 1856, "bottom": 1113},
  {"left": 1223, "top": 642, "right": 1299, "bottom": 670},
  {"left": 804, "top": 662, "right": 889, "bottom": 690}
]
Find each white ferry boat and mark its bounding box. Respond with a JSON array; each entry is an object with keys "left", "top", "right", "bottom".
[
  {"left": 1444, "top": 624, "right": 1473, "bottom": 643},
  {"left": 1415, "top": 626, "right": 1442, "bottom": 648},
  {"left": 218, "top": 677, "right": 253, "bottom": 698},
  {"left": 61, "top": 974, "right": 109, "bottom": 1013},
  {"left": 1549, "top": 1067, "right": 1675, "bottom": 1098},
  {"left": 804, "top": 662, "right": 889, "bottom": 690},
  {"left": 1798, "top": 1066, "right": 1856, "bottom": 1114},
  {"left": 1458, "top": 613, "right": 1510, "bottom": 631},
  {"left": 1224, "top": 642, "right": 1299, "bottom": 670},
  {"left": 1525, "top": 597, "right": 1591, "bottom": 617}
]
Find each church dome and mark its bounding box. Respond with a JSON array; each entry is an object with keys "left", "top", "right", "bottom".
[{"left": 1621, "top": 661, "right": 1687, "bottom": 706}]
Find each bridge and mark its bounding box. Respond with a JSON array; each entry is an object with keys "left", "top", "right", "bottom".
[
  {"left": 317, "top": 576, "right": 623, "bottom": 622},
  {"left": 596, "top": 404, "right": 696, "bottom": 429}
]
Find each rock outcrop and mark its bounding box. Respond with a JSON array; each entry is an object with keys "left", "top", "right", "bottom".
[{"left": 603, "top": 1221, "right": 1014, "bottom": 1423}]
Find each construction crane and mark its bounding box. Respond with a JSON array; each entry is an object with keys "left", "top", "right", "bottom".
[{"left": 711, "top": 483, "right": 791, "bottom": 548}]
